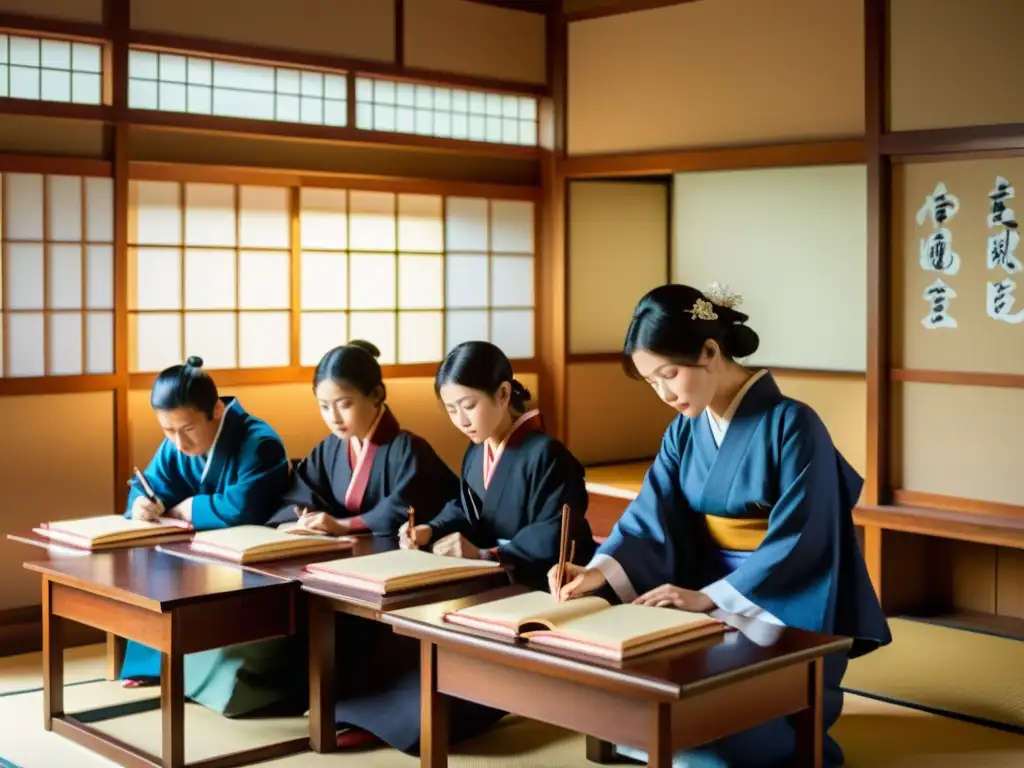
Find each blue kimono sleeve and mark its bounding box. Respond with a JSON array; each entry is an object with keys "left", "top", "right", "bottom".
[
  {"left": 706, "top": 404, "right": 845, "bottom": 632},
  {"left": 592, "top": 417, "right": 695, "bottom": 599},
  {"left": 190, "top": 437, "right": 290, "bottom": 530},
  {"left": 123, "top": 441, "right": 190, "bottom": 517}
]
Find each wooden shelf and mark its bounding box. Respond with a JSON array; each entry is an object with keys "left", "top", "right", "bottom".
[{"left": 855, "top": 504, "right": 1024, "bottom": 549}]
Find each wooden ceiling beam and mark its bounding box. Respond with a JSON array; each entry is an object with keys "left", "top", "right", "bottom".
[
  {"left": 564, "top": 0, "right": 700, "bottom": 23},
  {"left": 461, "top": 0, "right": 552, "bottom": 14}
]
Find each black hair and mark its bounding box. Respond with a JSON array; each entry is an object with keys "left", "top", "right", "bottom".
[
  {"left": 434, "top": 341, "right": 531, "bottom": 414},
  {"left": 312, "top": 339, "right": 386, "bottom": 403},
  {"left": 621, "top": 284, "right": 760, "bottom": 378},
  {"left": 150, "top": 355, "right": 220, "bottom": 419}
]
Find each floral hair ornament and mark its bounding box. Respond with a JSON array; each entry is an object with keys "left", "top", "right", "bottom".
[
  {"left": 703, "top": 282, "right": 744, "bottom": 310},
  {"left": 687, "top": 297, "right": 719, "bottom": 321}
]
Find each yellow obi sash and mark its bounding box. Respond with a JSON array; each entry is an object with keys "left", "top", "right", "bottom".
[{"left": 704, "top": 513, "right": 770, "bottom": 551}]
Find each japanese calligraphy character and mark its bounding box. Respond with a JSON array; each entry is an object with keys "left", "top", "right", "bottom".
[
  {"left": 987, "top": 176, "right": 1017, "bottom": 229},
  {"left": 987, "top": 229, "right": 1022, "bottom": 274},
  {"left": 919, "top": 228, "right": 961, "bottom": 274},
  {"left": 986, "top": 278, "right": 1024, "bottom": 324},
  {"left": 916, "top": 182, "right": 960, "bottom": 227},
  {"left": 921, "top": 279, "right": 958, "bottom": 329}
]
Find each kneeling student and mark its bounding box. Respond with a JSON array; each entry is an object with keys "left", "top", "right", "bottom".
[
  {"left": 402, "top": 340, "right": 596, "bottom": 590},
  {"left": 120, "top": 356, "right": 295, "bottom": 717}
]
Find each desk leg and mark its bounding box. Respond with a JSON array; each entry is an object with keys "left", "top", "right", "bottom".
[
  {"left": 420, "top": 641, "right": 448, "bottom": 768},
  {"left": 648, "top": 703, "right": 672, "bottom": 768},
  {"left": 106, "top": 633, "right": 126, "bottom": 680},
  {"left": 793, "top": 658, "right": 823, "bottom": 768},
  {"left": 586, "top": 736, "right": 618, "bottom": 763},
  {"left": 309, "top": 596, "right": 336, "bottom": 753},
  {"left": 161, "top": 624, "right": 185, "bottom": 768},
  {"left": 42, "top": 578, "right": 64, "bottom": 731}
]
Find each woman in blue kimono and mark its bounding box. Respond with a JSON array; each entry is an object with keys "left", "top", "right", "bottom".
[
  {"left": 119, "top": 356, "right": 293, "bottom": 716},
  {"left": 551, "top": 284, "right": 891, "bottom": 768},
  {"left": 402, "top": 340, "right": 596, "bottom": 590}
]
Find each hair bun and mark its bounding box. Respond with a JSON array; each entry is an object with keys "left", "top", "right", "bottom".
[
  {"left": 185, "top": 355, "right": 204, "bottom": 369},
  {"left": 347, "top": 339, "right": 381, "bottom": 359},
  {"left": 510, "top": 378, "right": 532, "bottom": 402},
  {"left": 723, "top": 324, "right": 759, "bottom": 359}
]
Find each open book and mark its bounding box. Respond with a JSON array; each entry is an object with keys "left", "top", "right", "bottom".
[
  {"left": 33, "top": 515, "right": 193, "bottom": 551},
  {"left": 189, "top": 525, "right": 354, "bottom": 564},
  {"left": 443, "top": 591, "right": 727, "bottom": 661},
  {"left": 302, "top": 549, "right": 503, "bottom": 595}
]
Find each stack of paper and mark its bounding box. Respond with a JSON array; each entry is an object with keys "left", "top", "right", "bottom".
[
  {"left": 33, "top": 515, "right": 193, "bottom": 551},
  {"left": 189, "top": 525, "right": 353, "bottom": 564},
  {"left": 302, "top": 549, "right": 503, "bottom": 594}
]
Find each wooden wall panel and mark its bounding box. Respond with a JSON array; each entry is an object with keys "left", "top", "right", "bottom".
[
  {"left": 566, "top": 364, "right": 867, "bottom": 475},
  {"left": 0, "top": 0, "right": 104, "bottom": 23},
  {"left": 130, "top": 0, "right": 395, "bottom": 62},
  {"left": 0, "top": 393, "right": 115, "bottom": 610},
  {"left": 997, "top": 548, "right": 1024, "bottom": 620},
  {"left": 897, "top": 382, "right": 1024, "bottom": 506},
  {"left": 566, "top": 361, "right": 671, "bottom": 465},
  {"left": 128, "top": 128, "right": 541, "bottom": 186},
  {"left": 567, "top": 0, "right": 863, "bottom": 155},
  {"left": 404, "top": 0, "right": 546, "bottom": 85},
  {"left": 890, "top": 0, "right": 1024, "bottom": 131},
  {"left": 129, "top": 373, "right": 540, "bottom": 476},
  {"left": 894, "top": 158, "right": 1024, "bottom": 373},
  {"left": 568, "top": 180, "right": 667, "bottom": 354},
  {"left": 0, "top": 117, "right": 107, "bottom": 158}
]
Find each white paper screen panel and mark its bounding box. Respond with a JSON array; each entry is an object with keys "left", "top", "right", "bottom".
[
  {"left": 0, "top": 172, "right": 115, "bottom": 378},
  {"left": 672, "top": 165, "right": 867, "bottom": 372},
  {"left": 129, "top": 182, "right": 536, "bottom": 371},
  {"left": 129, "top": 180, "right": 293, "bottom": 372}
]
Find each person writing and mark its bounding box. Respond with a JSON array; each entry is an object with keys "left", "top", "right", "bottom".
[
  {"left": 119, "top": 356, "right": 293, "bottom": 720},
  {"left": 401, "top": 340, "right": 595, "bottom": 591},
  {"left": 550, "top": 283, "right": 891, "bottom": 768}
]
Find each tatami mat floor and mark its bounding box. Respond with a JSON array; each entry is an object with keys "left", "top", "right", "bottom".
[
  {"left": 844, "top": 617, "right": 1024, "bottom": 731},
  {"left": 1, "top": 642, "right": 1022, "bottom": 767}
]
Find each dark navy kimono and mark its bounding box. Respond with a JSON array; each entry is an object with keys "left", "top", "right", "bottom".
[
  {"left": 323, "top": 411, "right": 596, "bottom": 755},
  {"left": 119, "top": 397, "right": 293, "bottom": 715},
  {"left": 267, "top": 406, "right": 458, "bottom": 534},
  {"left": 427, "top": 410, "right": 597, "bottom": 590},
  {"left": 594, "top": 371, "right": 891, "bottom": 768},
  {"left": 269, "top": 406, "right": 486, "bottom": 754}
]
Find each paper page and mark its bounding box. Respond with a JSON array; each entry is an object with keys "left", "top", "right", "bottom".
[
  {"left": 448, "top": 591, "right": 609, "bottom": 631},
  {"left": 526, "top": 603, "right": 720, "bottom": 650},
  {"left": 192, "top": 525, "right": 335, "bottom": 552},
  {"left": 307, "top": 549, "right": 502, "bottom": 583},
  {"left": 43, "top": 515, "right": 182, "bottom": 541}
]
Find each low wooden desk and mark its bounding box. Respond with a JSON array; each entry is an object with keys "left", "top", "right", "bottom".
[
  {"left": 385, "top": 587, "right": 852, "bottom": 768},
  {"left": 293, "top": 537, "right": 514, "bottom": 753},
  {"left": 8, "top": 530, "right": 190, "bottom": 679},
  {"left": 23, "top": 548, "right": 309, "bottom": 768}
]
